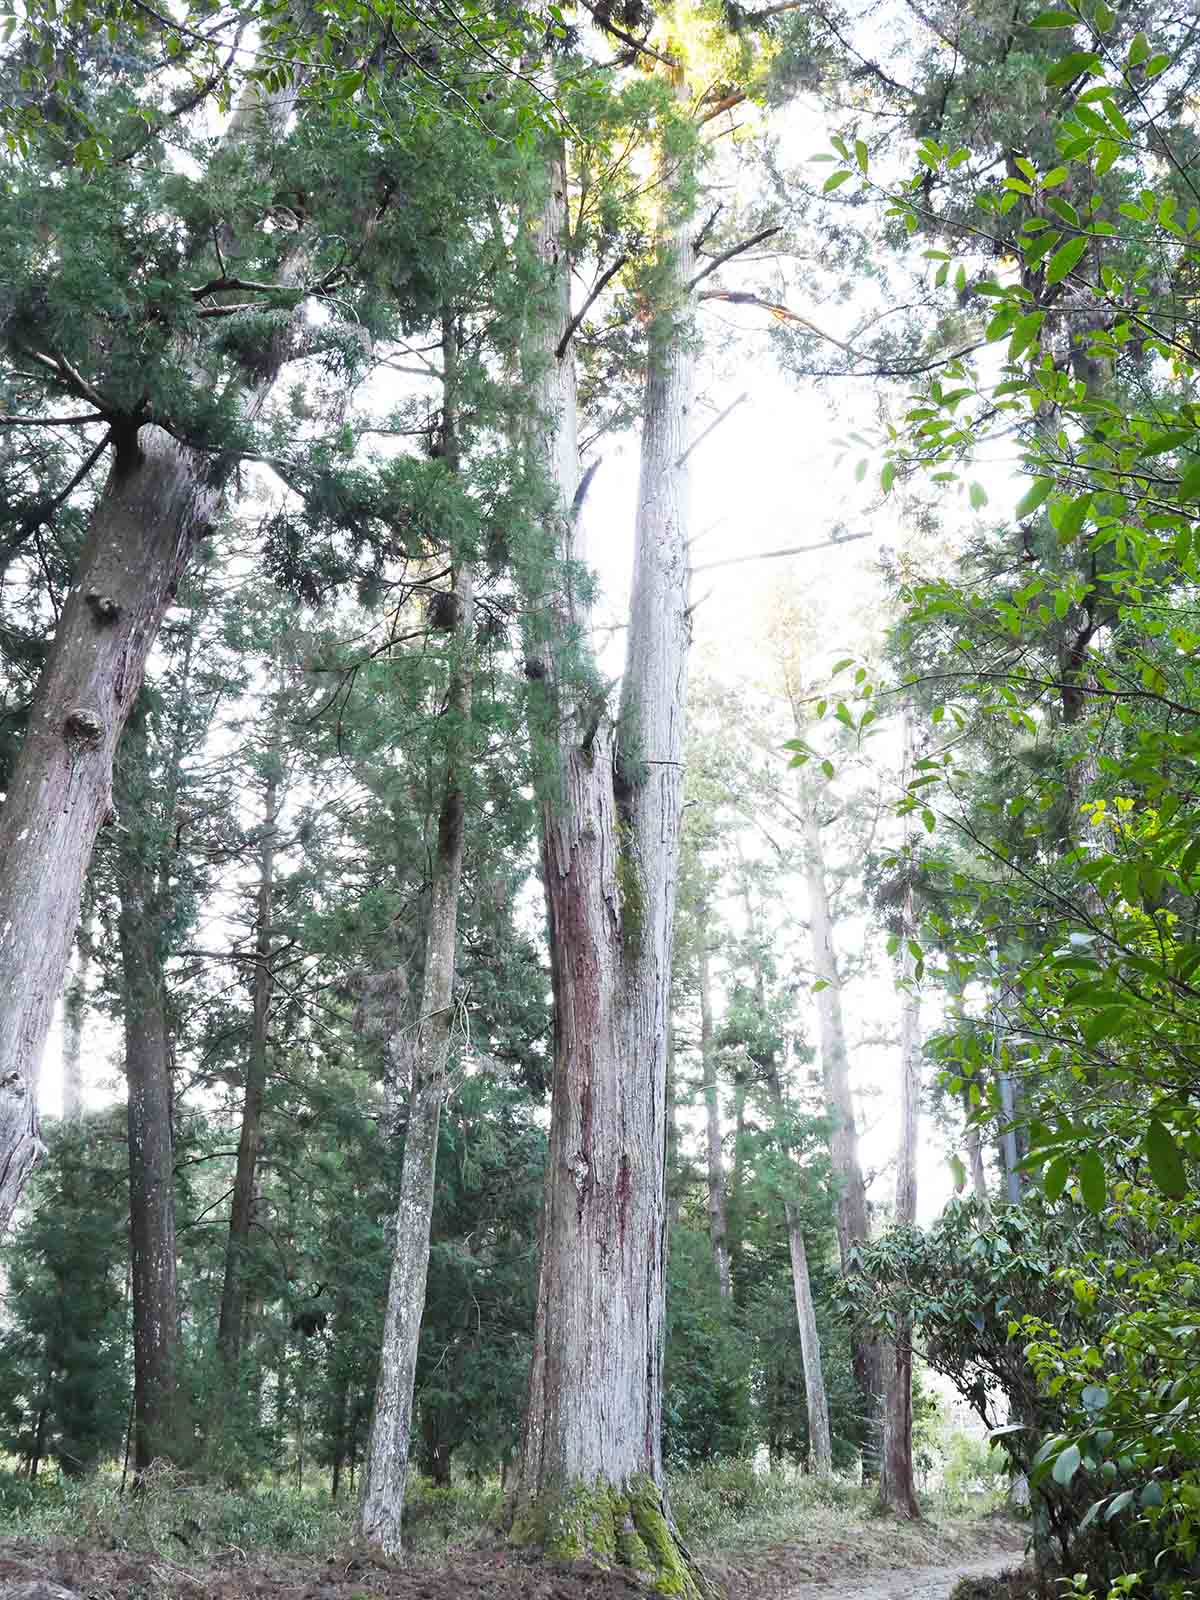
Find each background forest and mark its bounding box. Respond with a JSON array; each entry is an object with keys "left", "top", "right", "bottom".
[{"left": 0, "top": 0, "right": 1198, "bottom": 1598}]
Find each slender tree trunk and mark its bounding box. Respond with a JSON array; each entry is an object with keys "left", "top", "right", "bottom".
[
  {"left": 60, "top": 905, "right": 92, "bottom": 1125},
  {"left": 698, "top": 936, "right": 731, "bottom": 1300},
  {"left": 666, "top": 1028, "right": 682, "bottom": 1231},
  {"left": 0, "top": 82, "right": 303, "bottom": 1232},
  {"left": 359, "top": 317, "right": 475, "bottom": 1556},
  {"left": 217, "top": 743, "right": 280, "bottom": 1369},
  {"left": 796, "top": 765, "right": 881, "bottom": 1472},
  {"left": 739, "top": 872, "right": 831, "bottom": 1477},
  {"left": 511, "top": 129, "right": 702, "bottom": 1594},
  {"left": 729, "top": 1070, "right": 747, "bottom": 1292},
  {"left": 116, "top": 708, "right": 181, "bottom": 1478},
  {"left": 880, "top": 796, "right": 922, "bottom": 1518},
  {"left": 763, "top": 1064, "right": 832, "bottom": 1476}
]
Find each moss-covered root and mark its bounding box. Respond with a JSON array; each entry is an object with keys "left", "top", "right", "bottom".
[{"left": 509, "top": 1474, "right": 712, "bottom": 1598}]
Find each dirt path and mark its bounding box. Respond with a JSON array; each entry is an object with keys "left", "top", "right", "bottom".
[{"left": 780, "top": 1549, "right": 1025, "bottom": 1600}]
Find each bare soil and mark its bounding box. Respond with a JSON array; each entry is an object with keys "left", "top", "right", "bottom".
[{"left": 0, "top": 1521, "right": 1027, "bottom": 1600}]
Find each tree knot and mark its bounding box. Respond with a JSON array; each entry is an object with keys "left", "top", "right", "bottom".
[
  {"left": 63, "top": 707, "right": 104, "bottom": 746},
  {"left": 85, "top": 589, "right": 121, "bottom": 623}
]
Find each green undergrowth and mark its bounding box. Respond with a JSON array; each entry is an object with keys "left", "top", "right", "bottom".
[
  {"left": 669, "top": 1459, "right": 1013, "bottom": 1560},
  {"left": 0, "top": 1457, "right": 1013, "bottom": 1571}
]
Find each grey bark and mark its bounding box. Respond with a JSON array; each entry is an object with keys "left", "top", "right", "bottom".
[
  {"left": 115, "top": 706, "right": 181, "bottom": 1477},
  {"left": 512, "top": 130, "right": 699, "bottom": 1591},
  {"left": 60, "top": 906, "right": 92, "bottom": 1124},
  {"left": 216, "top": 734, "right": 281, "bottom": 1369},
  {"left": 763, "top": 1064, "right": 832, "bottom": 1476},
  {"left": 880, "top": 762, "right": 922, "bottom": 1518},
  {"left": 0, "top": 81, "right": 302, "bottom": 1233},
  {"left": 698, "top": 936, "right": 731, "bottom": 1300},
  {"left": 359, "top": 317, "right": 475, "bottom": 1556},
  {"left": 796, "top": 763, "right": 882, "bottom": 1468},
  {"left": 740, "top": 872, "right": 831, "bottom": 1477}
]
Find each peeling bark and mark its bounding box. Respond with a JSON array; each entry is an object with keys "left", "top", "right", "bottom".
[{"left": 511, "top": 121, "right": 702, "bottom": 1595}]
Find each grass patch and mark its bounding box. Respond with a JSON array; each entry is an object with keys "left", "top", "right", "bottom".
[
  {"left": 0, "top": 1457, "right": 1016, "bottom": 1575},
  {"left": 669, "top": 1458, "right": 1015, "bottom": 1562}
]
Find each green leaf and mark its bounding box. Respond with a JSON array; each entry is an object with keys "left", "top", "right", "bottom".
[
  {"left": 1105, "top": 1489, "right": 1136, "bottom": 1520},
  {"left": 1045, "top": 235, "right": 1088, "bottom": 286},
  {"left": 1081, "top": 1384, "right": 1109, "bottom": 1413},
  {"left": 1046, "top": 50, "right": 1101, "bottom": 86},
  {"left": 1030, "top": 7, "right": 1079, "bottom": 22},
  {"left": 1016, "top": 477, "right": 1054, "bottom": 518},
  {"left": 949, "top": 1154, "right": 967, "bottom": 1193},
  {"left": 969, "top": 482, "right": 988, "bottom": 509},
  {"left": 1044, "top": 1154, "right": 1072, "bottom": 1202},
  {"left": 1126, "top": 31, "right": 1149, "bottom": 66},
  {"left": 1146, "top": 1117, "right": 1188, "bottom": 1198},
  {"left": 855, "top": 138, "right": 869, "bottom": 173},
  {"left": 1179, "top": 459, "right": 1200, "bottom": 500},
  {"left": 1079, "top": 1149, "right": 1106, "bottom": 1213},
  {"left": 1053, "top": 1443, "right": 1082, "bottom": 1486},
  {"left": 823, "top": 169, "right": 853, "bottom": 194}
]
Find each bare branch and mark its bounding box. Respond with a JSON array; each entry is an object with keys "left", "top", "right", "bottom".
[
  {"left": 556, "top": 256, "right": 628, "bottom": 360},
  {"left": 577, "top": 0, "right": 680, "bottom": 67},
  {"left": 692, "top": 532, "right": 873, "bottom": 573},
  {"left": 0, "top": 413, "right": 107, "bottom": 428},
  {"left": 687, "top": 226, "right": 781, "bottom": 291},
  {"left": 696, "top": 290, "right": 858, "bottom": 354},
  {"left": 675, "top": 391, "right": 747, "bottom": 469}
]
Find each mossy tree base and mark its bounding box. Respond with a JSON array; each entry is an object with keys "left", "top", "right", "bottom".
[{"left": 510, "top": 1474, "right": 710, "bottom": 1598}]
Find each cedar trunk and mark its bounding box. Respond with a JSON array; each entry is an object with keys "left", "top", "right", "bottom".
[
  {"left": 763, "top": 1066, "right": 832, "bottom": 1476},
  {"left": 0, "top": 82, "right": 302, "bottom": 1232},
  {"left": 217, "top": 752, "right": 280, "bottom": 1368},
  {"left": 358, "top": 319, "right": 474, "bottom": 1554},
  {"left": 61, "top": 906, "right": 92, "bottom": 1125},
  {"left": 880, "top": 805, "right": 922, "bottom": 1519},
  {"left": 698, "top": 937, "right": 731, "bottom": 1300},
  {"left": 116, "top": 711, "right": 182, "bottom": 1477},
  {"left": 797, "top": 766, "right": 882, "bottom": 1470},
  {"left": 511, "top": 137, "right": 701, "bottom": 1595},
  {"left": 0, "top": 434, "right": 218, "bottom": 1232}
]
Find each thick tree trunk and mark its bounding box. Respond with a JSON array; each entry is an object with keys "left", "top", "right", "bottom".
[
  {"left": 0, "top": 82, "right": 302, "bottom": 1233},
  {"left": 116, "top": 710, "right": 182, "bottom": 1478},
  {"left": 880, "top": 838, "right": 922, "bottom": 1519},
  {"left": 217, "top": 749, "right": 280, "bottom": 1369},
  {"left": 0, "top": 435, "right": 217, "bottom": 1232},
  {"left": 511, "top": 135, "right": 702, "bottom": 1596},
  {"left": 359, "top": 318, "right": 474, "bottom": 1556},
  {"left": 796, "top": 767, "right": 881, "bottom": 1470},
  {"left": 698, "top": 937, "right": 731, "bottom": 1300}
]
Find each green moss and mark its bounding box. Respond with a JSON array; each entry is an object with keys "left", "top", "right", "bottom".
[
  {"left": 510, "top": 1476, "right": 706, "bottom": 1598},
  {"left": 615, "top": 828, "right": 647, "bottom": 955}
]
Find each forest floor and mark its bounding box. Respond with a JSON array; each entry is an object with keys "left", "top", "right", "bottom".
[{"left": 0, "top": 1502, "right": 1026, "bottom": 1600}]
